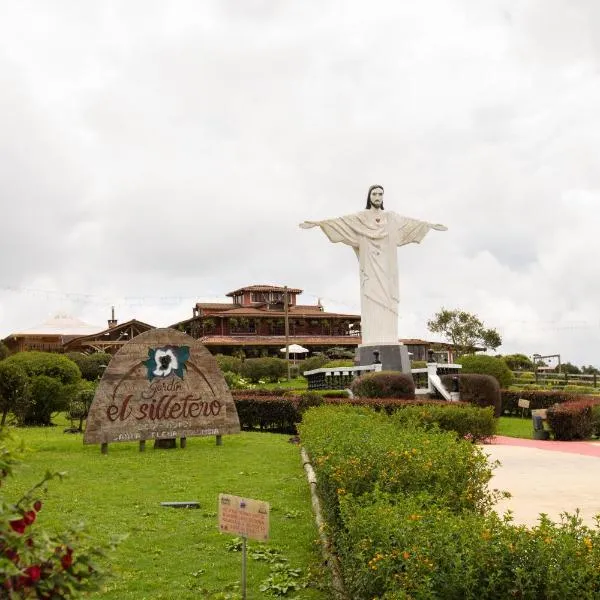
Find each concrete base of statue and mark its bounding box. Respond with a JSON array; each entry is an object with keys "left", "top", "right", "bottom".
[{"left": 357, "top": 343, "right": 411, "bottom": 374}]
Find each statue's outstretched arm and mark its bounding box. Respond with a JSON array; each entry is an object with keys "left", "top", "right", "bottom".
[{"left": 299, "top": 221, "right": 318, "bottom": 229}]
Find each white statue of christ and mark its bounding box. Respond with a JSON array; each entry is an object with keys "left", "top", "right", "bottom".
[{"left": 300, "top": 185, "right": 447, "bottom": 346}]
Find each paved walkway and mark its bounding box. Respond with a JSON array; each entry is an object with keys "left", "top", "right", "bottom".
[{"left": 481, "top": 436, "right": 600, "bottom": 527}]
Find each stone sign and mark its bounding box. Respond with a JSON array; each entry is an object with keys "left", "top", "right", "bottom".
[
  {"left": 218, "top": 494, "right": 270, "bottom": 542},
  {"left": 84, "top": 328, "right": 240, "bottom": 445}
]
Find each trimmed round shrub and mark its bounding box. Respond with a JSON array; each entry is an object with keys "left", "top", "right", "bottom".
[
  {"left": 443, "top": 373, "right": 501, "bottom": 417},
  {"left": 457, "top": 354, "right": 513, "bottom": 389},
  {"left": 547, "top": 400, "right": 596, "bottom": 440},
  {"left": 240, "top": 357, "right": 287, "bottom": 383},
  {"left": 66, "top": 352, "right": 111, "bottom": 381},
  {"left": 4, "top": 351, "right": 81, "bottom": 385},
  {"left": 351, "top": 371, "right": 415, "bottom": 399}
]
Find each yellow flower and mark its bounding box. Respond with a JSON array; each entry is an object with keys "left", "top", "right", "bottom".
[{"left": 584, "top": 537, "right": 593, "bottom": 551}]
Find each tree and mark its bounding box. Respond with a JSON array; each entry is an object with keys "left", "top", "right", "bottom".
[
  {"left": 581, "top": 365, "right": 600, "bottom": 375},
  {"left": 456, "top": 354, "right": 513, "bottom": 389},
  {"left": 0, "top": 361, "right": 28, "bottom": 425},
  {"left": 427, "top": 308, "right": 502, "bottom": 356},
  {"left": 556, "top": 362, "right": 580, "bottom": 375},
  {"left": 4, "top": 351, "right": 81, "bottom": 384},
  {"left": 0, "top": 341, "right": 9, "bottom": 361},
  {"left": 501, "top": 353, "right": 534, "bottom": 371}
]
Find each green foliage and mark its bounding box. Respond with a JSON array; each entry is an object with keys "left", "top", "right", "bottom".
[
  {"left": 592, "top": 404, "right": 600, "bottom": 438},
  {"left": 351, "top": 371, "right": 415, "bottom": 399},
  {"left": 582, "top": 365, "right": 600, "bottom": 375},
  {"left": 457, "top": 354, "right": 513, "bottom": 388},
  {"left": 234, "top": 396, "right": 298, "bottom": 432},
  {"left": 299, "top": 406, "right": 499, "bottom": 528},
  {"left": 66, "top": 352, "right": 111, "bottom": 381},
  {"left": 501, "top": 353, "right": 534, "bottom": 371},
  {"left": 390, "top": 404, "right": 497, "bottom": 443},
  {"left": 0, "top": 361, "right": 29, "bottom": 425},
  {"left": 442, "top": 373, "right": 502, "bottom": 417},
  {"left": 0, "top": 341, "right": 9, "bottom": 361},
  {"left": 410, "top": 360, "right": 427, "bottom": 369},
  {"left": 0, "top": 427, "right": 115, "bottom": 597},
  {"left": 501, "top": 390, "right": 598, "bottom": 416},
  {"left": 4, "top": 352, "right": 81, "bottom": 385},
  {"left": 241, "top": 358, "right": 287, "bottom": 383},
  {"left": 325, "top": 346, "right": 355, "bottom": 359},
  {"left": 215, "top": 354, "right": 243, "bottom": 375},
  {"left": 300, "top": 354, "right": 329, "bottom": 375},
  {"left": 427, "top": 308, "right": 502, "bottom": 354},
  {"left": 556, "top": 361, "right": 581, "bottom": 374},
  {"left": 337, "top": 493, "right": 600, "bottom": 599},
  {"left": 17, "top": 375, "right": 63, "bottom": 426},
  {"left": 323, "top": 359, "right": 354, "bottom": 368},
  {"left": 67, "top": 384, "right": 96, "bottom": 431},
  {"left": 547, "top": 400, "right": 598, "bottom": 440}
]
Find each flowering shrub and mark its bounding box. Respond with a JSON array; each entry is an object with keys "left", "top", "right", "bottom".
[
  {"left": 0, "top": 428, "right": 115, "bottom": 598},
  {"left": 338, "top": 492, "right": 600, "bottom": 599},
  {"left": 350, "top": 371, "right": 415, "bottom": 399},
  {"left": 300, "top": 405, "right": 600, "bottom": 599},
  {"left": 299, "top": 406, "right": 500, "bottom": 528},
  {"left": 501, "top": 390, "right": 598, "bottom": 416}
]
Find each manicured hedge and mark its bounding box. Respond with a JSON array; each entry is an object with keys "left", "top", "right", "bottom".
[
  {"left": 391, "top": 404, "right": 497, "bottom": 443},
  {"left": 441, "top": 373, "right": 501, "bottom": 417},
  {"left": 547, "top": 400, "right": 600, "bottom": 441},
  {"left": 300, "top": 404, "right": 600, "bottom": 599},
  {"left": 299, "top": 406, "right": 498, "bottom": 529},
  {"left": 501, "top": 390, "right": 599, "bottom": 416},
  {"left": 351, "top": 371, "right": 415, "bottom": 399}
]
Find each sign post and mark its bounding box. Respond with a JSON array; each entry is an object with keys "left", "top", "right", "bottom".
[{"left": 218, "top": 493, "right": 270, "bottom": 599}]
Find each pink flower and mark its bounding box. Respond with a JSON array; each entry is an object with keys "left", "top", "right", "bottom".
[{"left": 9, "top": 519, "right": 26, "bottom": 534}]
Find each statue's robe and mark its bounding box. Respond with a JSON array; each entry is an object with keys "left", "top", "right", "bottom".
[{"left": 314, "top": 210, "right": 432, "bottom": 345}]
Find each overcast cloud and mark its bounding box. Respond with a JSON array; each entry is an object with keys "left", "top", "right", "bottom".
[{"left": 1, "top": 0, "right": 599, "bottom": 366}]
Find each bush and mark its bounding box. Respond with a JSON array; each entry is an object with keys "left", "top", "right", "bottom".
[
  {"left": 0, "top": 361, "right": 29, "bottom": 425},
  {"left": 351, "top": 371, "right": 415, "bottom": 399},
  {"left": 443, "top": 373, "right": 501, "bottom": 417},
  {"left": 337, "top": 492, "right": 600, "bottom": 600},
  {"left": 68, "top": 385, "right": 96, "bottom": 431},
  {"left": 4, "top": 352, "right": 81, "bottom": 385},
  {"left": 457, "top": 354, "right": 513, "bottom": 389},
  {"left": 240, "top": 357, "right": 287, "bottom": 383},
  {"left": 299, "top": 405, "right": 499, "bottom": 528},
  {"left": 215, "top": 354, "right": 243, "bottom": 375},
  {"left": 233, "top": 395, "right": 298, "bottom": 432},
  {"left": 66, "top": 352, "right": 111, "bottom": 381},
  {"left": 592, "top": 404, "right": 600, "bottom": 438},
  {"left": 323, "top": 359, "right": 354, "bottom": 368},
  {"left": 16, "top": 375, "right": 63, "bottom": 426},
  {"left": 300, "top": 354, "right": 329, "bottom": 375},
  {"left": 0, "top": 341, "right": 9, "bottom": 361},
  {"left": 501, "top": 390, "right": 597, "bottom": 416},
  {"left": 547, "top": 400, "right": 597, "bottom": 440},
  {"left": 391, "top": 404, "right": 497, "bottom": 443}
]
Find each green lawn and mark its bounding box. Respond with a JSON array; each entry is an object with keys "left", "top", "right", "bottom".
[
  {"left": 496, "top": 416, "right": 533, "bottom": 439},
  {"left": 4, "top": 421, "right": 329, "bottom": 599}
]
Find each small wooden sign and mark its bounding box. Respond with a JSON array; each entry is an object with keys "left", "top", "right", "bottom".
[
  {"left": 518, "top": 398, "right": 530, "bottom": 409},
  {"left": 218, "top": 494, "right": 269, "bottom": 542},
  {"left": 84, "top": 328, "right": 240, "bottom": 445}
]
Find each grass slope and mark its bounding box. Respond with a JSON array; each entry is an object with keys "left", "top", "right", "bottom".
[{"left": 4, "top": 422, "right": 328, "bottom": 599}]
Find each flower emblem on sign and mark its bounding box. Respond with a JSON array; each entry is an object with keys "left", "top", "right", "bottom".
[{"left": 144, "top": 346, "right": 190, "bottom": 381}]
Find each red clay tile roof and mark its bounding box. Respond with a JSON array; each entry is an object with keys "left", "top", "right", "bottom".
[
  {"left": 226, "top": 285, "right": 303, "bottom": 296},
  {"left": 199, "top": 335, "right": 361, "bottom": 346}
]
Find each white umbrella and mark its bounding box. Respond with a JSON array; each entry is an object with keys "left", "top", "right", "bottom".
[
  {"left": 279, "top": 344, "right": 309, "bottom": 355},
  {"left": 280, "top": 344, "right": 309, "bottom": 364}
]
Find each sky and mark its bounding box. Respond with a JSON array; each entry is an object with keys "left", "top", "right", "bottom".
[{"left": 0, "top": 0, "right": 599, "bottom": 367}]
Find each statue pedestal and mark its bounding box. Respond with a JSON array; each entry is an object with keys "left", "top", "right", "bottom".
[{"left": 357, "top": 343, "right": 411, "bottom": 374}]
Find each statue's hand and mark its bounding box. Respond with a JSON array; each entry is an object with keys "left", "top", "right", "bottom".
[
  {"left": 431, "top": 223, "right": 448, "bottom": 231},
  {"left": 299, "top": 221, "right": 317, "bottom": 229}
]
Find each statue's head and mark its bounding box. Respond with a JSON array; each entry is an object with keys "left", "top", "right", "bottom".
[{"left": 365, "top": 185, "right": 384, "bottom": 210}]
